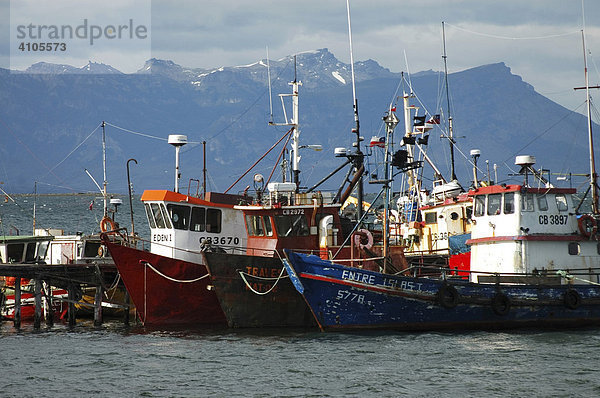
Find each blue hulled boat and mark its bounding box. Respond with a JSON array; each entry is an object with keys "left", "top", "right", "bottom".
[
  {"left": 284, "top": 248, "right": 600, "bottom": 331},
  {"left": 283, "top": 155, "right": 600, "bottom": 331}
]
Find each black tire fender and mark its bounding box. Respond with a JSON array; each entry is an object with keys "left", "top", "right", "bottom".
[
  {"left": 491, "top": 292, "right": 511, "bottom": 316},
  {"left": 437, "top": 283, "right": 459, "bottom": 309},
  {"left": 564, "top": 289, "right": 582, "bottom": 310}
]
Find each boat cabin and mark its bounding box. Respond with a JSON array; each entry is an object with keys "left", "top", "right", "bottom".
[
  {"left": 0, "top": 235, "right": 53, "bottom": 264},
  {"left": 236, "top": 184, "right": 349, "bottom": 258},
  {"left": 468, "top": 184, "right": 598, "bottom": 280},
  {"left": 38, "top": 230, "right": 112, "bottom": 265},
  {"left": 142, "top": 190, "right": 248, "bottom": 263},
  {"left": 397, "top": 192, "right": 472, "bottom": 256}
]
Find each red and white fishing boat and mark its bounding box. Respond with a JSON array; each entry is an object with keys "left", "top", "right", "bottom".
[{"left": 103, "top": 188, "right": 248, "bottom": 326}]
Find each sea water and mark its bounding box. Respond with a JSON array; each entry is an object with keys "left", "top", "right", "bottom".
[{"left": 1, "top": 196, "right": 600, "bottom": 397}]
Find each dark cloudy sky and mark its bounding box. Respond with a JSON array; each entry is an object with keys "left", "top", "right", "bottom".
[{"left": 2, "top": 0, "right": 600, "bottom": 110}]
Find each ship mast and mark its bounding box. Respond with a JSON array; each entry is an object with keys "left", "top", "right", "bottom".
[
  {"left": 442, "top": 22, "right": 457, "bottom": 181},
  {"left": 290, "top": 59, "right": 301, "bottom": 190},
  {"left": 101, "top": 121, "right": 108, "bottom": 217},
  {"left": 575, "top": 30, "right": 600, "bottom": 214},
  {"left": 269, "top": 56, "right": 302, "bottom": 190},
  {"left": 346, "top": 0, "right": 364, "bottom": 221},
  {"left": 583, "top": 31, "right": 599, "bottom": 214}
]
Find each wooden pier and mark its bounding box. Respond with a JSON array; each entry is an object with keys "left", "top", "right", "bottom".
[{"left": 0, "top": 262, "right": 131, "bottom": 329}]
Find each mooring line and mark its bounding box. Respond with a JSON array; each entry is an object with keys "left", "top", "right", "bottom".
[
  {"left": 141, "top": 261, "right": 209, "bottom": 283},
  {"left": 557, "top": 270, "right": 600, "bottom": 286},
  {"left": 238, "top": 266, "right": 287, "bottom": 296}
]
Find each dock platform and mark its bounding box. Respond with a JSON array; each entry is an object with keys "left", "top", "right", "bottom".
[{"left": 0, "top": 262, "right": 130, "bottom": 329}]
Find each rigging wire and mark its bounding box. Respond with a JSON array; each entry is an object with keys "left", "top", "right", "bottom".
[
  {"left": 200, "top": 58, "right": 293, "bottom": 145},
  {"left": 502, "top": 101, "right": 587, "bottom": 164},
  {"left": 444, "top": 23, "right": 580, "bottom": 41},
  {"left": 40, "top": 123, "right": 102, "bottom": 182},
  {"left": 0, "top": 116, "right": 68, "bottom": 189},
  {"left": 104, "top": 122, "right": 173, "bottom": 142}
]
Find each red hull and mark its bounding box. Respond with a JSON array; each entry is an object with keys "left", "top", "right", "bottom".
[{"left": 104, "top": 241, "right": 226, "bottom": 326}]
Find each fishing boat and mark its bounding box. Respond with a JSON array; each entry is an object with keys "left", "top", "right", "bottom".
[
  {"left": 0, "top": 139, "right": 128, "bottom": 322},
  {"left": 171, "top": 18, "right": 471, "bottom": 329},
  {"left": 200, "top": 50, "right": 421, "bottom": 328},
  {"left": 103, "top": 64, "right": 407, "bottom": 327},
  {"left": 102, "top": 188, "right": 247, "bottom": 326},
  {"left": 387, "top": 90, "right": 472, "bottom": 270},
  {"left": 388, "top": 24, "right": 473, "bottom": 270},
  {"left": 0, "top": 227, "right": 124, "bottom": 321},
  {"left": 283, "top": 157, "right": 600, "bottom": 330},
  {"left": 282, "top": 35, "right": 600, "bottom": 332},
  {"left": 0, "top": 234, "right": 63, "bottom": 319}
]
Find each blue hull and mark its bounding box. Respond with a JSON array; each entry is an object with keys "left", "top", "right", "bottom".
[{"left": 283, "top": 250, "right": 600, "bottom": 331}]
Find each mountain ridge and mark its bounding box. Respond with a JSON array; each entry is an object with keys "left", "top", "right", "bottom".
[{"left": 0, "top": 49, "right": 595, "bottom": 195}]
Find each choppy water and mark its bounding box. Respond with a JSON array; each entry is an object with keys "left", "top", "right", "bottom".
[
  {"left": 2, "top": 322, "right": 600, "bottom": 397},
  {"left": 1, "top": 196, "right": 600, "bottom": 397},
  {"left": 0, "top": 193, "right": 149, "bottom": 238}
]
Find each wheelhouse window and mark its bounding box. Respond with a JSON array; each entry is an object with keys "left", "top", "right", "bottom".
[
  {"left": 38, "top": 241, "right": 50, "bottom": 260},
  {"left": 190, "top": 207, "right": 206, "bottom": 232},
  {"left": 424, "top": 211, "right": 437, "bottom": 224},
  {"left": 274, "top": 215, "right": 309, "bottom": 237},
  {"left": 555, "top": 194, "right": 568, "bottom": 212},
  {"left": 167, "top": 204, "right": 191, "bottom": 230},
  {"left": 537, "top": 195, "right": 548, "bottom": 211},
  {"left": 150, "top": 203, "right": 166, "bottom": 228},
  {"left": 25, "top": 242, "right": 36, "bottom": 262},
  {"left": 246, "top": 215, "right": 265, "bottom": 236},
  {"left": 487, "top": 194, "right": 501, "bottom": 216},
  {"left": 7, "top": 243, "right": 24, "bottom": 263},
  {"left": 521, "top": 193, "right": 534, "bottom": 212},
  {"left": 84, "top": 241, "right": 101, "bottom": 258},
  {"left": 263, "top": 216, "right": 273, "bottom": 236},
  {"left": 474, "top": 196, "right": 485, "bottom": 217},
  {"left": 206, "top": 208, "right": 222, "bottom": 233},
  {"left": 503, "top": 192, "right": 515, "bottom": 214},
  {"left": 161, "top": 204, "right": 173, "bottom": 229},
  {"left": 144, "top": 203, "right": 157, "bottom": 229}
]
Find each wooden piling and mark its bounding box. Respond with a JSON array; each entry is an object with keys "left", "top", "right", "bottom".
[
  {"left": 34, "top": 279, "right": 42, "bottom": 329},
  {"left": 94, "top": 285, "right": 103, "bottom": 326},
  {"left": 67, "top": 286, "right": 76, "bottom": 327},
  {"left": 0, "top": 262, "right": 121, "bottom": 328},
  {"left": 13, "top": 277, "right": 21, "bottom": 328},
  {"left": 45, "top": 283, "right": 53, "bottom": 327}
]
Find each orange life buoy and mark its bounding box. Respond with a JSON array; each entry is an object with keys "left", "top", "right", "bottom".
[
  {"left": 353, "top": 229, "right": 374, "bottom": 250},
  {"left": 100, "top": 216, "right": 117, "bottom": 233},
  {"left": 578, "top": 215, "right": 597, "bottom": 238}
]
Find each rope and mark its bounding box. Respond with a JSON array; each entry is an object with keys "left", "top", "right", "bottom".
[
  {"left": 556, "top": 270, "right": 600, "bottom": 286},
  {"left": 238, "top": 265, "right": 287, "bottom": 295},
  {"left": 141, "top": 261, "right": 209, "bottom": 283}
]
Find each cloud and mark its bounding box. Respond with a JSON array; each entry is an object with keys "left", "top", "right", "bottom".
[{"left": 3, "top": 0, "right": 600, "bottom": 110}]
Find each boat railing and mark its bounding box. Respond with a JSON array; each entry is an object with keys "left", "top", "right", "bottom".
[
  {"left": 100, "top": 228, "right": 149, "bottom": 252},
  {"left": 396, "top": 263, "right": 600, "bottom": 286}
]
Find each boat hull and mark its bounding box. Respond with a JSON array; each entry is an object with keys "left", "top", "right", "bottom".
[
  {"left": 104, "top": 241, "right": 226, "bottom": 326},
  {"left": 283, "top": 250, "right": 600, "bottom": 331},
  {"left": 202, "top": 252, "right": 316, "bottom": 328}
]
